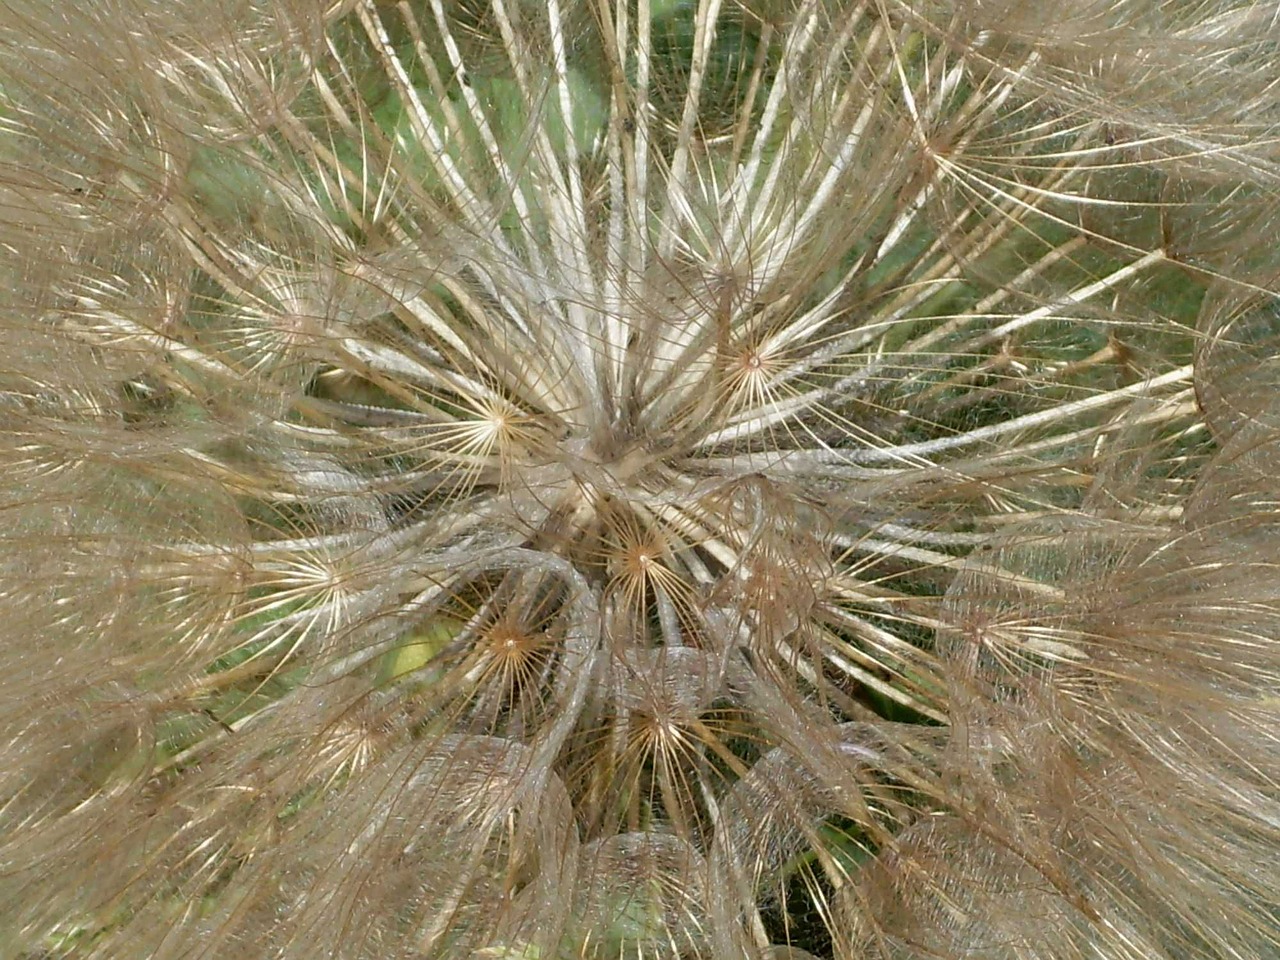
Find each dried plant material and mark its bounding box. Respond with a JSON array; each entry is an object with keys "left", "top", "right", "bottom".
[{"left": 1, "top": 1, "right": 1278, "bottom": 958}]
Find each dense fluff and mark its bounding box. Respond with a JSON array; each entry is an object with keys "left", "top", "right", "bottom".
[{"left": 1, "top": 1, "right": 1278, "bottom": 958}]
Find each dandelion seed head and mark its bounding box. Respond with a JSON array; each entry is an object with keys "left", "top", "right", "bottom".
[{"left": 2, "top": 0, "right": 1280, "bottom": 958}]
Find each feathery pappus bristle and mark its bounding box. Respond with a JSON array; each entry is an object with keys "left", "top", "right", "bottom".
[{"left": 1, "top": 1, "right": 1278, "bottom": 958}]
